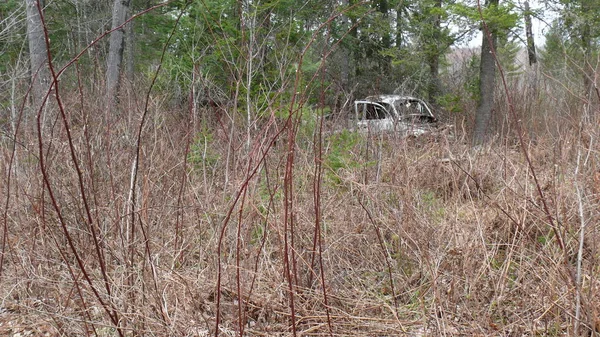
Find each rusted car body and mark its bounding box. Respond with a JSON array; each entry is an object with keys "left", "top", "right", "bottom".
[{"left": 353, "top": 95, "right": 437, "bottom": 136}]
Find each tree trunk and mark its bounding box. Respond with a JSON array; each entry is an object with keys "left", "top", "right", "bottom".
[
  {"left": 472, "top": 0, "right": 498, "bottom": 146},
  {"left": 349, "top": 0, "right": 360, "bottom": 77},
  {"left": 428, "top": 53, "right": 440, "bottom": 101},
  {"left": 125, "top": 18, "right": 135, "bottom": 84},
  {"left": 580, "top": 0, "right": 593, "bottom": 98},
  {"left": 395, "top": 0, "right": 405, "bottom": 49},
  {"left": 428, "top": 0, "right": 442, "bottom": 102},
  {"left": 336, "top": 0, "right": 352, "bottom": 112},
  {"left": 106, "top": 0, "right": 131, "bottom": 110},
  {"left": 378, "top": 0, "right": 391, "bottom": 74},
  {"left": 523, "top": 1, "right": 536, "bottom": 66},
  {"left": 25, "top": 0, "right": 50, "bottom": 108}
]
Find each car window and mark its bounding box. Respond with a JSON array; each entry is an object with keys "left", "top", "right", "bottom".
[
  {"left": 361, "top": 103, "right": 390, "bottom": 120},
  {"left": 396, "top": 100, "right": 423, "bottom": 116}
]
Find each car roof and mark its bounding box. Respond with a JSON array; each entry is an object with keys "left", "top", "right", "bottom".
[{"left": 360, "top": 95, "right": 423, "bottom": 105}]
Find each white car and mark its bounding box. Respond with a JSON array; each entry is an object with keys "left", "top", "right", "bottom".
[{"left": 353, "top": 95, "right": 438, "bottom": 136}]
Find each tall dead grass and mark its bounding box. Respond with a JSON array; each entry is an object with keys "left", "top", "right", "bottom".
[{"left": 1, "top": 71, "right": 599, "bottom": 336}]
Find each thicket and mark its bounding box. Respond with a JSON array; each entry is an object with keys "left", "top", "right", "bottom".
[{"left": 0, "top": 0, "right": 599, "bottom": 336}]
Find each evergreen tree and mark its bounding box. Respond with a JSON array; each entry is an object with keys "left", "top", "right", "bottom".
[{"left": 543, "top": 0, "right": 599, "bottom": 96}]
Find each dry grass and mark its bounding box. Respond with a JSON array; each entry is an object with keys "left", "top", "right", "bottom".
[{"left": 1, "top": 80, "right": 600, "bottom": 337}]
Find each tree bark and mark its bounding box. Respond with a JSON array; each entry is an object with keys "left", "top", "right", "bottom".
[
  {"left": 580, "top": 0, "right": 593, "bottom": 98},
  {"left": 427, "top": 0, "right": 442, "bottom": 102},
  {"left": 428, "top": 53, "right": 440, "bottom": 101},
  {"left": 377, "top": 0, "right": 391, "bottom": 73},
  {"left": 25, "top": 0, "right": 50, "bottom": 108},
  {"left": 125, "top": 17, "right": 135, "bottom": 84},
  {"left": 349, "top": 0, "right": 360, "bottom": 77},
  {"left": 524, "top": 1, "right": 536, "bottom": 66},
  {"left": 395, "top": 0, "right": 405, "bottom": 49},
  {"left": 106, "top": 0, "right": 131, "bottom": 110},
  {"left": 472, "top": 0, "right": 498, "bottom": 146}
]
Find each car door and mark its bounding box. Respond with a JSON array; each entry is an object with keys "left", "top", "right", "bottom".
[{"left": 354, "top": 101, "right": 395, "bottom": 132}]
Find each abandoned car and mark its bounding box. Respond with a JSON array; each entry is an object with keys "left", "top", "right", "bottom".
[{"left": 353, "top": 95, "right": 438, "bottom": 136}]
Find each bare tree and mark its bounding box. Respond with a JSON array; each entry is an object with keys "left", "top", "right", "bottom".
[
  {"left": 25, "top": 0, "right": 49, "bottom": 108},
  {"left": 106, "top": 0, "right": 131, "bottom": 110}
]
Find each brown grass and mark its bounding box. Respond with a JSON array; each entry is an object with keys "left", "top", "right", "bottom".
[{"left": 1, "top": 77, "right": 600, "bottom": 337}]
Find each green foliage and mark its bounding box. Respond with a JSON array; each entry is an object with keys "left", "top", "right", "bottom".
[
  {"left": 558, "top": 0, "right": 600, "bottom": 43},
  {"left": 420, "top": 190, "right": 445, "bottom": 223},
  {"left": 324, "top": 129, "right": 362, "bottom": 185},
  {"left": 188, "top": 128, "right": 220, "bottom": 174},
  {"left": 496, "top": 36, "right": 521, "bottom": 76},
  {"left": 413, "top": 0, "right": 454, "bottom": 56},
  {"left": 0, "top": 0, "right": 19, "bottom": 15},
  {"left": 250, "top": 222, "right": 265, "bottom": 245},
  {"left": 146, "top": 0, "right": 240, "bottom": 101},
  {"left": 540, "top": 22, "right": 568, "bottom": 79},
  {"left": 3, "top": 0, "right": 536, "bottom": 130},
  {"left": 464, "top": 53, "right": 481, "bottom": 102},
  {"left": 540, "top": 16, "right": 599, "bottom": 85},
  {"left": 436, "top": 93, "right": 463, "bottom": 114},
  {"left": 450, "top": 0, "right": 520, "bottom": 37},
  {"left": 136, "top": 5, "right": 180, "bottom": 66},
  {"left": 0, "top": 0, "right": 24, "bottom": 74},
  {"left": 296, "top": 106, "right": 318, "bottom": 143},
  {"left": 536, "top": 229, "right": 554, "bottom": 246},
  {"left": 43, "top": 1, "right": 79, "bottom": 61},
  {"left": 150, "top": 0, "right": 333, "bottom": 113}
]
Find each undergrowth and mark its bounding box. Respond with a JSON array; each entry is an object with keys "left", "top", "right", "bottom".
[{"left": 1, "top": 81, "right": 599, "bottom": 336}]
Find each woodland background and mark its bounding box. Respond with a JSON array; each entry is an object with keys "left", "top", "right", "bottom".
[{"left": 0, "top": 0, "right": 599, "bottom": 336}]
